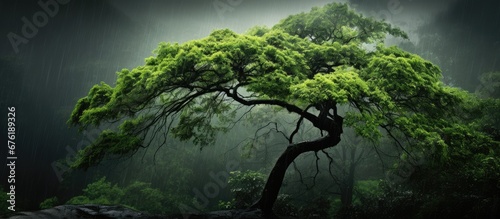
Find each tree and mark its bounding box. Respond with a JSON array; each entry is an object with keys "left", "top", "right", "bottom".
[
  {"left": 68, "top": 3, "right": 475, "bottom": 217},
  {"left": 328, "top": 135, "right": 372, "bottom": 208},
  {"left": 476, "top": 71, "right": 500, "bottom": 99},
  {"left": 357, "top": 95, "right": 500, "bottom": 218}
]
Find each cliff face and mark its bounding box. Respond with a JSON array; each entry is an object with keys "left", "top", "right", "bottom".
[{"left": 7, "top": 204, "right": 285, "bottom": 219}]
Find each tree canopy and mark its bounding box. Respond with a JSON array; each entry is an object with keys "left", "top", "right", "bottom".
[{"left": 67, "top": 2, "right": 497, "bottom": 216}]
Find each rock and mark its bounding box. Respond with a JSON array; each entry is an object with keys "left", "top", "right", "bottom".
[
  {"left": 170, "top": 208, "right": 264, "bottom": 219},
  {"left": 9, "top": 204, "right": 155, "bottom": 219},
  {"left": 7, "top": 205, "right": 290, "bottom": 219}
]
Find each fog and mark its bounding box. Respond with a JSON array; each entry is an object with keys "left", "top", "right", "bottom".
[{"left": 0, "top": 0, "right": 498, "bottom": 213}]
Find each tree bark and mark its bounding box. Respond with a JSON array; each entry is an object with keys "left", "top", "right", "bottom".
[{"left": 251, "top": 115, "right": 343, "bottom": 217}]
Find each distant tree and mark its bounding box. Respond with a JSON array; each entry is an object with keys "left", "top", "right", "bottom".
[
  {"left": 68, "top": 3, "right": 485, "bottom": 217},
  {"left": 355, "top": 92, "right": 500, "bottom": 218},
  {"left": 474, "top": 72, "right": 500, "bottom": 141},
  {"left": 476, "top": 71, "right": 500, "bottom": 99},
  {"left": 328, "top": 135, "right": 373, "bottom": 208}
]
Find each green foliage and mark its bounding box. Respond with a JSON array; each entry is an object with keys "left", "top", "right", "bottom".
[
  {"left": 65, "top": 177, "right": 173, "bottom": 214},
  {"left": 67, "top": 177, "right": 123, "bottom": 205},
  {"left": 297, "top": 197, "right": 332, "bottom": 219},
  {"left": 69, "top": 82, "right": 114, "bottom": 129},
  {"left": 121, "top": 181, "right": 165, "bottom": 214},
  {"left": 354, "top": 180, "right": 383, "bottom": 201},
  {"left": 39, "top": 197, "right": 59, "bottom": 209},
  {"left": 332, "top": 88, "right": 500, "bottom": 218},
  {"left": 68, "top": 3, "right": 412, "bottom": 169},
  {"left": 225, "top": 170, "right": 266, "bottom": 208},
  {"left": 218, "top": 170, "right": 299, "bottom": 216},
  {"left": 349, "top": 184, "right": 423, "bottom": 219},
  {"left": 71, "top": 130, "right": 143, "bottom": 170},
  {"left": 274, "top": 3, "right": 408, "bottom": 44},
  {"left": 273, "top": 194, "right": 299, "bottom": 217},
  {"left": 472, "top": 72, "right": 500, "bottom": 140},
  {"left": 64, "top": 2, "right": 500, "bottom": 217},
  {"left": 476, "top": 98, "right": 500, "bottom": 140},
  {"left": 0, "top": 186, "right": 12, "bottom": 216},
  {"left": 291, "top": 68, "right": 370, "bottom": 105},
  {"left": 476, "top": 71, "right": 500, "bottom": 98},
  {"left": 246, "top": 25, "right": 271, "bottom": 37},
  {"left": 350, "top": 125, "right": 500, "bottom": 218}
]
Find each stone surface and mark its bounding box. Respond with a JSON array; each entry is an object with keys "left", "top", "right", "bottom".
[
  {"left": 7, "top": 205, "right": 288, "bottom": 219},
  {"left": 9, "top": 204, "right": 154, "bottom": 218}
]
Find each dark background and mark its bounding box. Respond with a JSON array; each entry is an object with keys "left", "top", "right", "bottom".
[{"left": 0, "top": 0, "right": 499, "bottom": 210}]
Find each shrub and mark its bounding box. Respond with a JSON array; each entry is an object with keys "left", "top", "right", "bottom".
[{"left": 39, "top": 196, "right": 59, "bottom": 209}]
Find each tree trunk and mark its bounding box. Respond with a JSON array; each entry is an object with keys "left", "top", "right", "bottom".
[
  {"left": 251, "top": 116, "right": 343, "bottom": 217},
  {"left": 340, "top": 163, "right": 356, "bottom": 207}
]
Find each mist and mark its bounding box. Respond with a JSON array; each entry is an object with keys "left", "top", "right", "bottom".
[{"left": 0, "top": 0, "right": 498, "bottom": 217}]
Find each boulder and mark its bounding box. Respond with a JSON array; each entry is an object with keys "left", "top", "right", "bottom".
[{"left": 7, "top": 205, "right": 287, "bottom": 219}]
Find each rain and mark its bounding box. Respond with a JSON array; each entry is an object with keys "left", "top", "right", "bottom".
[{"left": 0, "top": 0, "right": 499, "bottom": 218}]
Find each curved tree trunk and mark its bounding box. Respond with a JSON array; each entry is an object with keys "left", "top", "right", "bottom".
[{"left": 251, "top": 116, "right": 343, "bottom": 217}]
